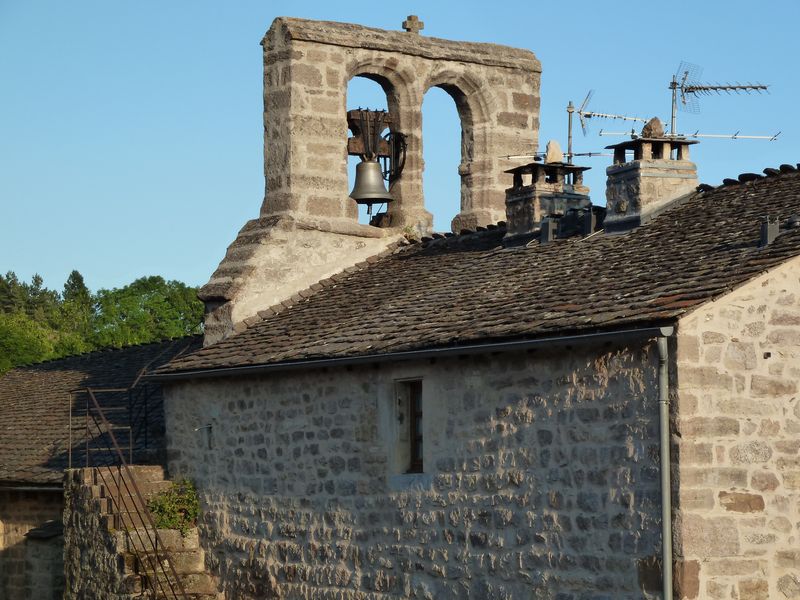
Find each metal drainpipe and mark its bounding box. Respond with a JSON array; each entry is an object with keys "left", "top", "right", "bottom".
[{"left": 658, "top": 335, "right": 673, "bottom": 600}]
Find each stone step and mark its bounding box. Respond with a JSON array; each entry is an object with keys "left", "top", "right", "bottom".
[
  {"left": 135, "top": 549, "right": 205, "bottom": 574},
  {"left": 93, "top": 465, "right": 166, "bottom": 485},
  {"left": 143, "top": 571, "right": 216, "bottom": 596},
  {"left": 100, "top": 479, "right": 173, "bottom": 505},
  {"left": 116, "top": 510, "right": 160, "bottom": 536},
  {"left": 125, "top": 577, "right": 217, "bottom": 600},
  {"left": 122, "top": 573, "right": 146, "bottom": 594},
  {"left": 103, "top": 511, "right": 157, "bottom": 531},
  {"left": 124, "top": 528, "right": 200, "bottom": 553}
]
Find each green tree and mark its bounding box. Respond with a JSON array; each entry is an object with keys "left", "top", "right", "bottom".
[
  {"left": 24, "top": 273, "right": 61, "bottom": 327},
  {"left": 0, "top": 311, "right": 56, "bottom": 373},
  {"left": 0, "top": 272, "right": 25, "bottom": 313},
  {"left": 61, "top": 270, "right": 93, "bottom": 342},
  {"left": 91, "top": 276, "right": 203, "bottom": 348},
  {"left": 0, "top": 271, "right": 202, "bottom": 374},
  {"left": 63, "top": 270, "right": 91, "bottom": 307}
]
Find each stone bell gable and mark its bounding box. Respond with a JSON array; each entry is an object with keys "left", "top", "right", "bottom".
[{"left": 200, "top": 17, "right": 541, "bottom": 345}]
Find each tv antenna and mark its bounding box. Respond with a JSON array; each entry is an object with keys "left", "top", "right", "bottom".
[
  {"left": 567, "top": 91, "right": 648, "bottom": 163},
  {"left": 669, "top": 61, "right": 769, "bottom": 135},
  {"left": 598, "top": 129, "right": 781, "bottom": 142},
  {"left": 501, "top": 151, "right": 612, "bottom": 161}
]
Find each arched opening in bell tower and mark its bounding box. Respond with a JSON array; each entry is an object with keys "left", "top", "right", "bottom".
[{"left": 422, "top": 86, "right": 463, "bottom": 232}]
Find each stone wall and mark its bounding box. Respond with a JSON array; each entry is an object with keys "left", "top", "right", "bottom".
[
  {"left": 0, "top": 487, "right": 63, "bottom": 600},
  {"left": 605, "top": 159, "right": 698, "bottom": 228},
  {"left": 63, "top": 470, "right": 130, "bottom": 599},
  {"left": 199, "top": 216, "right": 403, "bottom": 344},
  {"left": 165, "top": 341, "right": 666, "bottom": 599},
  {"left": 674, "top": 255, "right": 800, "bottom": 599}
]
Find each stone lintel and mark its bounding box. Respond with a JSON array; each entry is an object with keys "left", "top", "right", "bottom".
[{"left": 266, "top": 17, "right": 541, "bottom": 72}]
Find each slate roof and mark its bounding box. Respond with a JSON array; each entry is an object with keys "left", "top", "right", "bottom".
[
  {"left": 0, "top": 337, "right": 200, "bottom": 485},
  {"left": 161, "top": 166, "right": 800, "bottom": 376}
]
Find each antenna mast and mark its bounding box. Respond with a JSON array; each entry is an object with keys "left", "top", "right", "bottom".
[
  {"left": 566, "top": 91, "right": 647, "bottom": 163},
  {"left": 669, "top": 61, "right": 768, "bottom": 135}
]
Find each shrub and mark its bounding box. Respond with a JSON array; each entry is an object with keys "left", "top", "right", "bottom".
[{"left": 147, "top": 479, "right": 199, "bottom": 536}]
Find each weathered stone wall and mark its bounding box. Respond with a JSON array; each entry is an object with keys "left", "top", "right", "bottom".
[
  {"left": 605, "top": 159, "right": 697, "bottom": 227},
  {"left": 63, "top": 470, "right": 130, "bottom": 600},
  {"left": 165, "top": 341, "right": 666, "bottom": 599},
  {"left": 200, "top": 216, "right": 403, "bottom": 345},
  {"left": 262, "top": 17, "right": 541, "bottom": 233},
  {"left": 674, "top": 255, "right": 800, "bottom": 599},
  {"left": 0, "top": 488, "right": 63, "bottom": 600},
  {"left": 504, "top": 184, "right": 591, "bottom": 239}
]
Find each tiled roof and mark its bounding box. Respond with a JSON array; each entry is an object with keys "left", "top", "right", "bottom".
[
  {"left": 0, "top": 337, "right": 200, "bottom": 485},
  {"left": 161, "top": 166, "right": 800, "bottom": 376}
]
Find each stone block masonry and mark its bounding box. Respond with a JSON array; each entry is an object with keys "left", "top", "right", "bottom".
[
  {"left": 0, "top": 488, "right": 64, "bottom": 600},
  {"left": 674, "top": 254, "right": 800, "bottom": 599},
  {"left": 165, "top": 341, "right": 665, "bottom": 599},
  {"left": 199, "top": 216, "right": 402, "bottom": 344}
]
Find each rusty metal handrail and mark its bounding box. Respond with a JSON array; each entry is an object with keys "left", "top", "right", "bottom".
[
  {"left": 88, "top": 457, "right": 175, "bottom": 599},
  {"left": 78, "top": 409, "right": 173, "bottom": 598},
  {"left": 80, "top": 387, "right": 189, "bottom": 599}
]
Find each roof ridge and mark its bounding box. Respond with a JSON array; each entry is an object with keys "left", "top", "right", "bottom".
[
  {"left": 418, "top": 221, "right": 508, "bottom": 249},
  {"left": 234, "top": 237, "right": 414, "bottom": 333},
  {"left": 696, "top": 163, "right": 800, "bottom": 195},
  {"left": 7, "top": 334, "right": 201, "bottom": 371}
]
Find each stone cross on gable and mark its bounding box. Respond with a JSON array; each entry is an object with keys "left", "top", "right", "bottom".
[{"left": 402, "top": 15, "right": 424, "bottom": 34}]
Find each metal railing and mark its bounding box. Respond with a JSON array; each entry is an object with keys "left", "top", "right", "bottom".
[{"left": 68, "top": 387, "right": 189, "bottom": 599}]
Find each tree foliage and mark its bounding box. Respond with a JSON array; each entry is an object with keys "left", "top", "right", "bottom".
[
  {"left": 0, "top": 271, "right": 203, "bottom": 374},
  {"left": 92, "top": 276, "right": 204, "bottom": 347}
]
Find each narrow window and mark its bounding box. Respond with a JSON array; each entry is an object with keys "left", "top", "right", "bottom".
[
  {"left": 409, "top": 381, "right": 423, "bottom": 473},
  {"left": 396, "top": 379, "right": 423, "bottom": 473}
]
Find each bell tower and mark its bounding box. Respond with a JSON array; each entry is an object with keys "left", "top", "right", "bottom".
[{"left": 200, "top": 16, "right": 542, "bottom": 344}]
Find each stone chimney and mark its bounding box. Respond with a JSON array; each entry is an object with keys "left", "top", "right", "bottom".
[
  {"left": 604, "top": 118, "right": 698, "bottom": 231},
  {"left": 504, "top": 140, "right": 591, "bottom": 241}
]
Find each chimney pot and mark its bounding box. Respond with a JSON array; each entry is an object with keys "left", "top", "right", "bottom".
[
  {"left": 760, "top": 216, "right": 779, "bottom": 247},
  {"left": 504, "top": 144, "right": 591, "bottom": 243},
  {"left": 540, "top": 217, "right": 558, "bottom": 244}
]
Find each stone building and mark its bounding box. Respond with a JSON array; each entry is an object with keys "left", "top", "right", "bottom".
[
  {"left": 58, "top": 15, "right": 800, "bottom": 600},
  {"left": 0, "top": 337, "right": 198, "bottom": 599}
]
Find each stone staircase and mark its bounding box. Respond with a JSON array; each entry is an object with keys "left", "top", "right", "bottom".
[{"left": 69, "top": 466, "right": 218, "bottom": 600}]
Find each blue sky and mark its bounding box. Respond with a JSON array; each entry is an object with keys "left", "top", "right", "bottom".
[{"left": 1, "top": 1, "right": 797, "bottom": 292}]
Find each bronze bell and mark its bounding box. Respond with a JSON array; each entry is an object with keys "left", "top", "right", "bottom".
[{"left": 350, "top": 159, "right": 393, "bottom": 205}]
